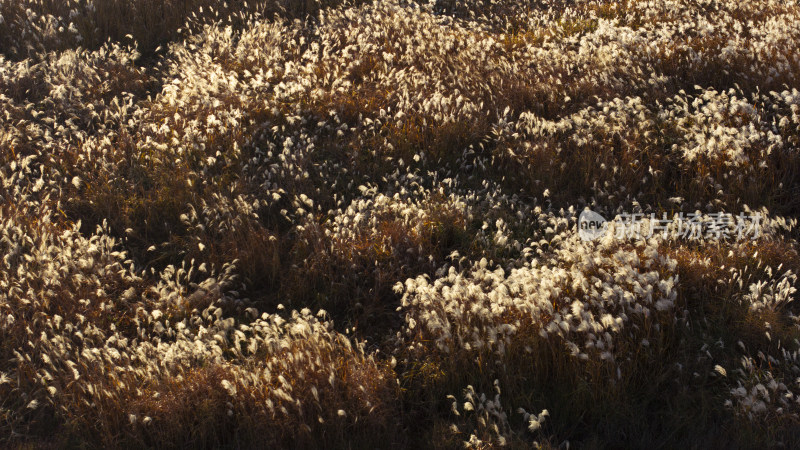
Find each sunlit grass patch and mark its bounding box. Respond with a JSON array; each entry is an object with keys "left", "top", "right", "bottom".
[{"left": 3, "top": 0, "right": 800, "bottom": 447}]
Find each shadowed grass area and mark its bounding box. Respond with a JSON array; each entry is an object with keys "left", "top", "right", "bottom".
[{"left": 0, "top": 0, "right": 370, "bottom": 62}]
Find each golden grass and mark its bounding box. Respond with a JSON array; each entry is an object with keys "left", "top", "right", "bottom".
[{"left": 2, "top": 0, "right": 800, "bottom": 447}]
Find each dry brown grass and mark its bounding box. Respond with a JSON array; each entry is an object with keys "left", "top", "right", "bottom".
[
  {"left": 0, "top": 0, "right": 362, "bottom": 61},
  {"left": 3, "top": 0, "right": 800, "bottom": 447}
]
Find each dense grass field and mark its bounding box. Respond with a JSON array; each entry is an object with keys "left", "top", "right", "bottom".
[{"left": 1, "top": 0, "right": 800, "bottom": 447}]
